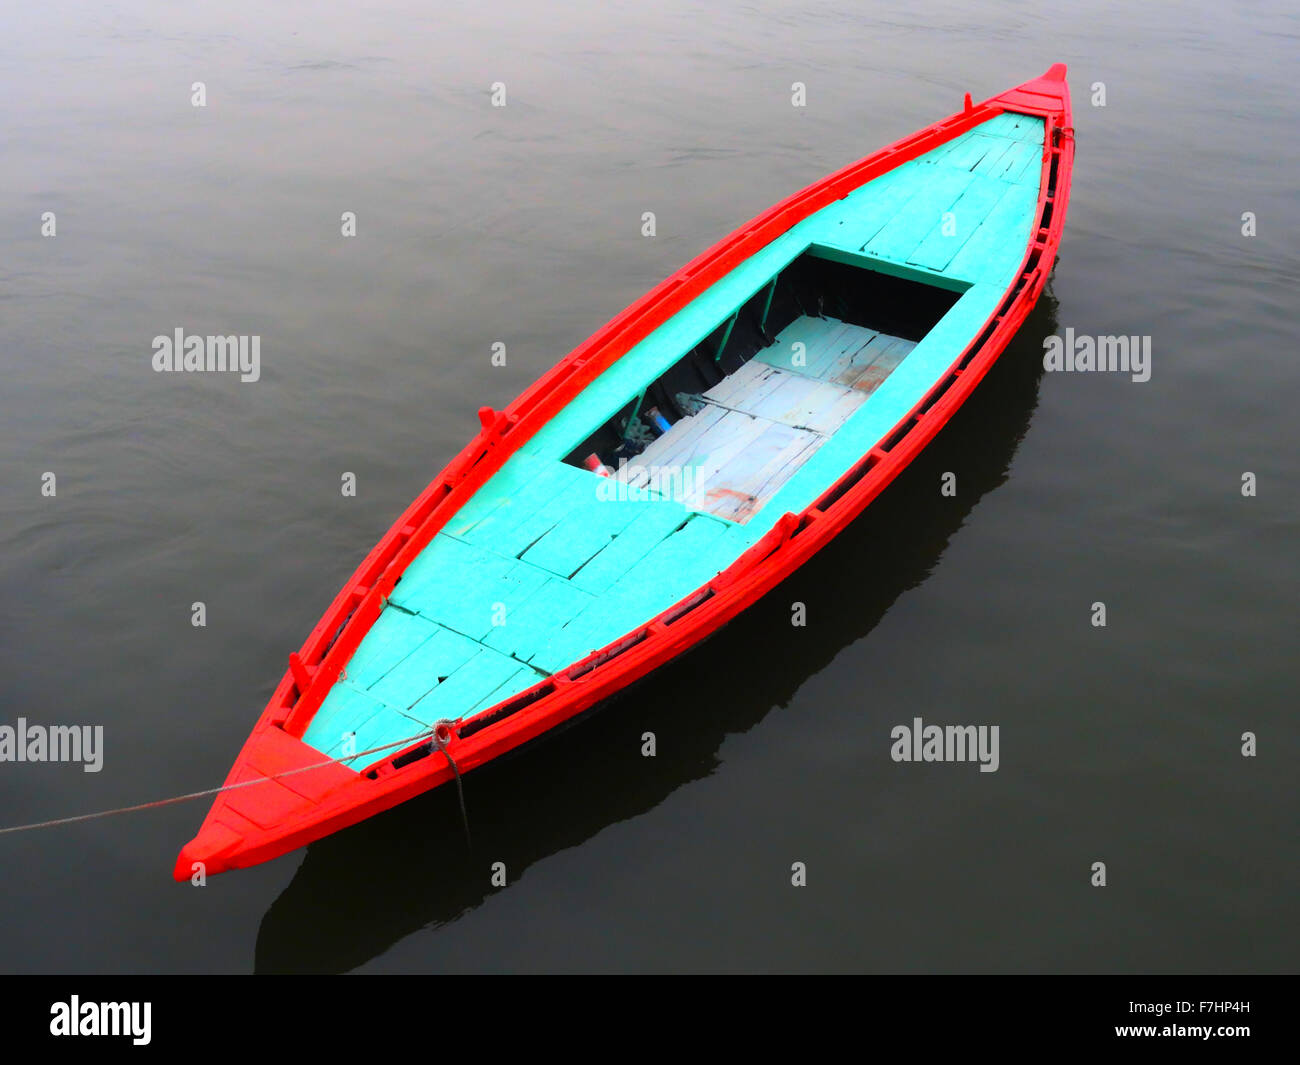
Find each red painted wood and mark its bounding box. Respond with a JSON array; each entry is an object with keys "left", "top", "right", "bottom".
[{"left": 175, "top": 65, "right": 1074, "bottom": 879}]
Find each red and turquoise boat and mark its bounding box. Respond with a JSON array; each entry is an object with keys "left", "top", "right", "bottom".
[{"left": 176, "top": 65, "right": 1074, "bottom": 879}]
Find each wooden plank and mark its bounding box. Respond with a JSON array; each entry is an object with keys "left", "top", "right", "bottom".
[
  {"left": 697, "top": 409, "right": 783, "bottom": 475},
  {"left": 395, "top": 541, "right": 558, "bottom": 641},
  {"left": 970, "top": 137, "right": 1016, "bottom": 177},
  {"left": 598, "top": 514, "right": 733, "bottom": 629},
  {"left": 946, "top": 183, "right": 1040, "bottom": 285},
  {"left": 757, "top": 316, "right": 861, "bottom": 378},
  {"left": 759, "top": 316, "right": 880, "bottom": 382},
  {"left": 449, "top": 460, "right": 587, "bottom": 559},
  {"left": 731, "top": 369, "right": 865, "bottom": 434},
  {"left": 665, "top": 409, "right": 773, "bottom": 485},
  {"left": 813, "top": 322, "right": 882, "bottom": 380},
  {"left": 1004, "top": 141, "right": 1044, "bottom": 185},
  {"left": 441, "top": 450, "right": 560, "bottom": 539},
  {"left": 465, "top": 465, "right": 599, "bottom": 559},
  {"left": 907, "top": 176, "right": 1012, "bottom": 272},
  {"left": 538, "top": 514, "right": 733, "bottom": 673},
  {"left": 336, "top": 706, "right": 431, "bottom": 765},
  {"left": 450, "top": 558, "right": 554, "bottom": 641},
  {"left": 829, "top": 332, "right": 913, "bottom": 393},
  {"left": 1003, "top": 112, "right": 1045, "bottom": 143},
  {"left": 389, "top": 533, "right": 515, "bottom": 620},
  {"left": 984, "top": 138, "right": 1031, "bottom": 183},
  {"left": 977, "top": 112, "right": 1041, "bottom": 144},
  {"left": 711, "top": 369, "right": 859, "bottom": 433},
  {"left": 824, "top": 165, "right": 930, "bottom": 249},
  {"left": 727, "top": 433, "right": 827, "bottom": 522},
  {"left": 684, "top": 418, "right": 808, "bottom": 507},
  {"left": 925, "top": 131, "right": 978, "bottom": 166},
  {"left": 568, "top": 503, "right": 691, "bottom": 595},
  {"left": 701, "top": 358, "right": 772, "bottom": 408},
  {"left": 367, "top": 624, "right": 486, "bottom": 710},
  {"left": 688, "top": 422, "right": 826, "bottom": 522},
  {"left": 390, "top": 532, "right": 495, "bottom": 605},
  {"left": 708, "top": 363, "right": 798, "bottom": 418},
  {"left": 483, "top": 576, "right": 595, "bottom": 661},
  {"left": 302, "top": 681, "right": 405, "bottom": 760},
  {"left": 863, "top": 168, "right": 975, "bottom": 263},
  {"left": 823, "top": 332, "right": 884, "bottom": 387},
  {"left": 340, "top": 608, "right": 441, "bottom": 689},
  {"left": 526, "top": 618, "right": 605, "bottom": 677},
  {"left": 407, "top": 649, "right": 544, "bottom": 724},
  {"left": 464, "top": 664, "right": 548, "bottom": 716},
  {"left": 940, "top": 133, "right": 1007, "bottom": 172},
  {"left": 626, "top": 405, "right": 729, "bottom": 490},
  {"left": 638, "top": 407, "right": 771, "bottom": 486},
  {"left": 970, "top": 112, "right": 1015, "bottom": 139},
  {"left": 519, "top": 497, "right": 646, "bottom": 578},
  {"left": 841, "top": 334, "right": 916, "bottom": 394}
]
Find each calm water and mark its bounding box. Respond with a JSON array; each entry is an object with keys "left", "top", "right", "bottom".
[{"left": 1, "top": 1, "right": 1296, "bottom": 973}]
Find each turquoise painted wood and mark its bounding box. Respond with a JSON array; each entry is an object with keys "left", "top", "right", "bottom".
[
  {"left": 908, "top": 178, "right": 1011, "bottom": 272},
  {"left": 306, "top": 682, "right": 393, "bottom": 760},
  {"left": 368, "top": 624, "right": 484, "bottom": 709},
  {"left": 864, "top": 167, "right": 974, "bottom": 262},
  {"left": 481, "top": 577, "right": 596, "bottom": 661},
  {"left": 530, "top": 513, "right": 734, "bottom": 675},
  {"left": 566, "top": 503, "right": 693, "bottom": 594},
  {"left": 300, "top": 112, "right": 1044, "bottom": 756},
  {"left": 518, "top": 496, "right": 647, "bottom": 578},
  {"left": 339, "top": 609, "right": 441, "bottom": 689},
  {"left": 409, "top": 649, "right": 545, "bottom": 724}
]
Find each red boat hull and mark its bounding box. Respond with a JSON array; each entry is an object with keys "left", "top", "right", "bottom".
[{"left": 175, "top": 65, "right": 1074, "bottom": 880}]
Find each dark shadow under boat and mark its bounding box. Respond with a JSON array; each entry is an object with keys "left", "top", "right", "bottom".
[{"left": 252, "top": 288, "right": 1059, "bottom": 973}]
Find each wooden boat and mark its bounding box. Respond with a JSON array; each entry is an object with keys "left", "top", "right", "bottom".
[{"left": 175, "top": 65, "right": 1074, "bottom": 879}]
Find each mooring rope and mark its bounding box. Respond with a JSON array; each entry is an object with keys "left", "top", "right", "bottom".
[
  {"left": 431, "top": 730, "right": 472, "bottom": 849},
  {"left": 0, "top": 724, "right": 468, "bottom": 839}
]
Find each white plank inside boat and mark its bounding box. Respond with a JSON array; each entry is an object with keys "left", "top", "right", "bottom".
[
  {"left": 759, "top": 317, "right": 880, "bottom": 378},
  {"left": 614, "top": 314, "right": 923, "bottom": 523},
  {"left": 831, "top": 333, "right": 918, "bottom": 393},
  {"left": 686, "top": 421, "right": 826, "bottom": 522},
  {"left": 703, "top": 361, "right": 866, "bottom": 435}
]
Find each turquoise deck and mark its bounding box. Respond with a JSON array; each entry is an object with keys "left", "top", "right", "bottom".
[{"left": 302, "top": 113, "right": 1044, "bottom": 760}]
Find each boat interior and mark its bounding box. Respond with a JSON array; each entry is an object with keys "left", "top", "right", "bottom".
[
  {"left": 561, "top": 251, "right": 962, "bottom": 523},
  {"left": 299, "top": 110, "right": 1048, "bottom": 763}
]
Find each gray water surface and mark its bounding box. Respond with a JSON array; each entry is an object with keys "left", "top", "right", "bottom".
[{"left": 0, "top": 1, "right": 1296, "bottom": 973}]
